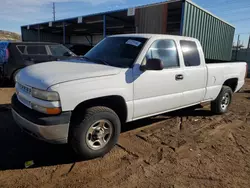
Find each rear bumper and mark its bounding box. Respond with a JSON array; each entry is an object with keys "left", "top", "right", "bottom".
[{"left": 11, "top": 94, "right": 71, "bottom": 144}]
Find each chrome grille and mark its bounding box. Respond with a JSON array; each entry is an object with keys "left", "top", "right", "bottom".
[{"left": 17, "top": 83, "right": 32, "bottom": 95}]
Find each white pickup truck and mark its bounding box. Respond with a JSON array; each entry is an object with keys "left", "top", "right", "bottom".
[{"left": 12, "top": 34, "right": 247, "bottom": 159}]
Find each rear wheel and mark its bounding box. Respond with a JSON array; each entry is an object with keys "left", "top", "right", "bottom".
[
  {"left": 211, "top": 86, "right": 232, "bottom": 114},
  {"left": 69, "top": 106, "right": 121, "bottom": 159}
]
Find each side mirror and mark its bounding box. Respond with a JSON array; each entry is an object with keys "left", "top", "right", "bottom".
[
  {"left": 63, "top": 51, "right": 72, "bottom": 57},
  {"left": 141, "top": 58, "right": 164, "bottom": 71}
]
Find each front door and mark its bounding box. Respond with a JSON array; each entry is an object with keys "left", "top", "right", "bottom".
[{"left": 133, "top": 39, "right": 184, "bottom": 119}]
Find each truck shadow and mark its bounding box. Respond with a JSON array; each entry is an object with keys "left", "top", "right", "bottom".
[
  {"left": 0, "top": 104, "right": 212, "bottom": 170},
  {"left": 0, "top": 105, "right": 79, "bottom": 170},
  {"left": 122, "top": 105, "right": 213, "bottom": 132}
]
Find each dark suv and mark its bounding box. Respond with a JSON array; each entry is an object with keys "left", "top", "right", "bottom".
[{"left": 0, "top": 42, "right": 75, "bottom": 85}]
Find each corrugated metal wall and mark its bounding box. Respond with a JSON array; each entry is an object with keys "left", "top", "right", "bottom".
[
  {"left": 70, "top": 35, "right": 103, "bottom": 45},
  {"left": 135, "top": 4, "right": 168, "bottom": 34},
  {"left": 21, "top": 27, "right": 70, "bottom": 43},
  {"left": 181, "top": 1, "right": 235, "bottom": 61}
]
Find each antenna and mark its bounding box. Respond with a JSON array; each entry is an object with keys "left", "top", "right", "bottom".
[{"left": 53, "top": 2, "right": 56, "bottom": 21}]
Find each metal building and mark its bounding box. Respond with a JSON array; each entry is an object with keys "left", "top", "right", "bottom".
[{"left": 21, "top": 0, "right": 235, "bottom": 61}]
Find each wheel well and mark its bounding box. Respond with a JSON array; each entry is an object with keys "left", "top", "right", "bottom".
[
  {"left": 223, "top": 78, "right": 238, "bottom": 92},
  {"left": 11, "top": 69, "right": 21, "bottom": 82},
  {"left": 70, "top": 96, "right": 128, "bottom": 125}
]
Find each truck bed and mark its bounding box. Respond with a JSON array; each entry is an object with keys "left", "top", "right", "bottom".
[
  {"left": 206, "top": 62, "right": 246, "bottom": 95},
  {"left": 206, "top": 59, "right": 242, "bottom": 64}
]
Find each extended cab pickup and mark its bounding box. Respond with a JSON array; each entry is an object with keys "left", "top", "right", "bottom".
[{"left": 12, "top": 34, "right": 247, "bottom": 159}]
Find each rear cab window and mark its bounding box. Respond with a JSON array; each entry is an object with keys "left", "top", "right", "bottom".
[{"left": 180, "top": 40, "right": 201, "bottom": 67}]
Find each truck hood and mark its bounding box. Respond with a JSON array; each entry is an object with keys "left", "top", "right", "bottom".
[{"left": 17, "top": 60, "right": 121, "bottom": 90}]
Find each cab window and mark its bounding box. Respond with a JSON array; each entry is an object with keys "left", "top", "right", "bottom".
[
  {"left": 180, "top": 40, "right": 200, "bottom": 66},
  {"left": 145, "top": 39, "right": 179, "bottom": 69}
]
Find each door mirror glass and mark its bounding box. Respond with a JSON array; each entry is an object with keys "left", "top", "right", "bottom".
[{"left": 141, "top": 58, "right": 164, "bottom": 71}]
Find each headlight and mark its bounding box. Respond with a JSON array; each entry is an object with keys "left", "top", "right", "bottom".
[
  {"left": 31, "top": 104, "right": 61, "bottom": 115},
  {"left": 32, "top": 88, "right": 60, "bottom": 101}
]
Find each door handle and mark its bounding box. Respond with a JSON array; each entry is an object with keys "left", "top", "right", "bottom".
[{"left": 175, "top": 74, "right": 184, "bottom": 80}]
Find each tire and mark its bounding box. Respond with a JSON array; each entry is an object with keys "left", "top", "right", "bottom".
[
  {"left": 211, "top": 86, "right": 233, "bottom": 114},
  {"left": 69, "top": 106, "right": 121, "bottom": 159}
]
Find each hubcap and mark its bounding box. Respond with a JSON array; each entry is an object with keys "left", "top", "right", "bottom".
[
  {"left": 86, "top": 120, "right": 113, "bottom": 150},
  {"left": 221, "top": 93, "right": 230, "bottom": 110}
]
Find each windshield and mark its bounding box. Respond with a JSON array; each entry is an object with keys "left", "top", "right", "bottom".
[
  {"left": 49, "top": 45, "right": 75, "bottom": 57},
  {"left": 84, "top": 37, "right": 148, "bottom": 68}
]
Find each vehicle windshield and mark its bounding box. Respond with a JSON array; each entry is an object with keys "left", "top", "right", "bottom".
[
  {"left": 84, "top": 37, "right": 148, "bottom": 68},
  {"left": 49, "top": 45, "right": 76, "bottom": 57}
]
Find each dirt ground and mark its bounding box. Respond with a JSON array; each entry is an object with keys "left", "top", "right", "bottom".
[{"left": 0, "top": 80, "right": 250, "bottom": 188}]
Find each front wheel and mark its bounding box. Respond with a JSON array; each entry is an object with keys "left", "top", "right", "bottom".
[
  {"left": 69, "top": 106, "right": 121, "bottom": 159},
  {"left": 211, "top": 86, "right": 233, "bottom": 114}
]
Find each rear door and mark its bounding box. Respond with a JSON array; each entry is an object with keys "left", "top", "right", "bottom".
[{"left": 179, "top": 40, "right": 207, "bottom": 106}]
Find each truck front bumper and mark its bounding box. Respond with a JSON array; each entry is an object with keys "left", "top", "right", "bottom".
[{"left": 11, "top": 94, "right": 71, "bottom": 144}]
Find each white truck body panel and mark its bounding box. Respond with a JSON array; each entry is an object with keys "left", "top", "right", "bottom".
[
  {"left": 49, "top": 68, "right": 134, "bottom": 121},
  {"left": 15, "top": 34, "right": 247, "bottom": 123},
  {"left": 204, "top": 63, "right": 246, "bottom": 100}
]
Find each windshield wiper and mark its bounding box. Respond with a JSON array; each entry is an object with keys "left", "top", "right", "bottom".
[
  {"left": 94, "top": 58, "right": 110, "bottom": 66},
  {"left": 82, "top": 56, "right": 93, "bottom": 61},
  {"left": 82, "top": 56, "right": 110, "bottom": 66}
]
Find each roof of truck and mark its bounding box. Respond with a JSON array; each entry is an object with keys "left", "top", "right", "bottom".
[{"left": 109, "top": 34, "right": 197, "bottom": 41}]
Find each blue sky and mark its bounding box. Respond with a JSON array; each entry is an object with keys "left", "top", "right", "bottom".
[{"left": 0, "top": 0, "right": 250, "bottom": 45}]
